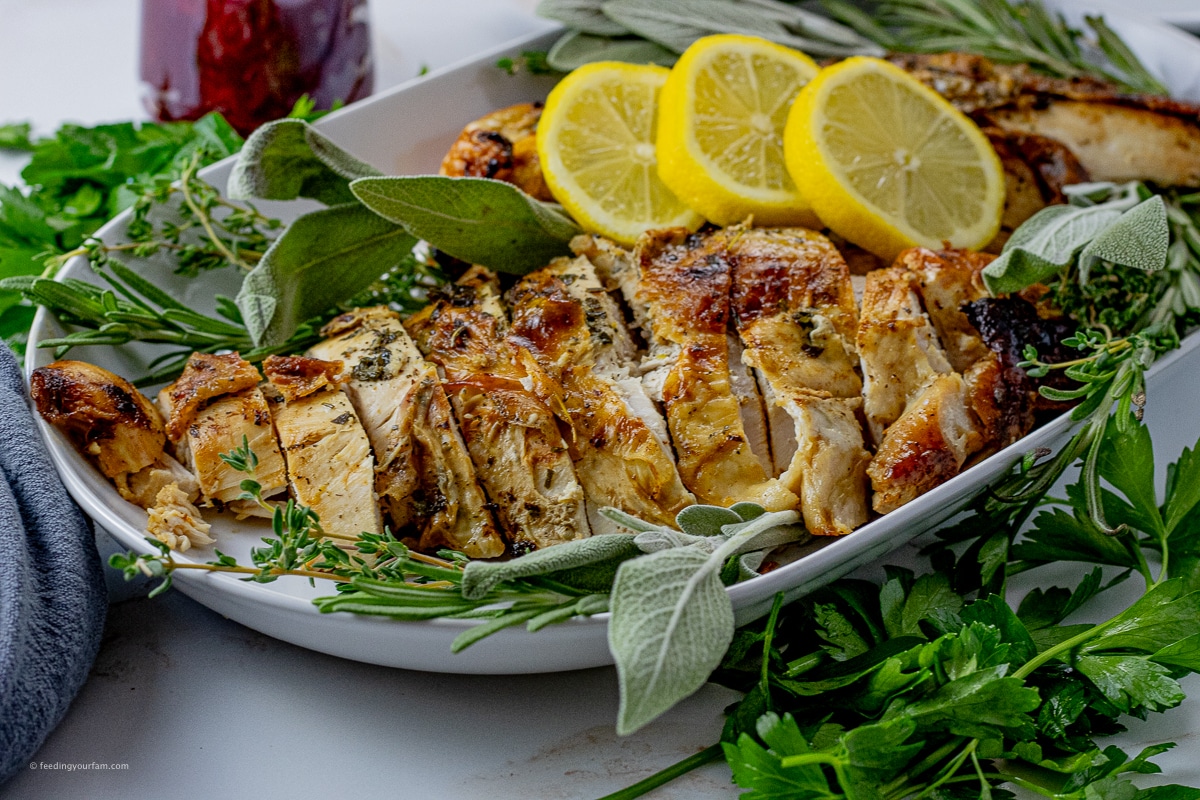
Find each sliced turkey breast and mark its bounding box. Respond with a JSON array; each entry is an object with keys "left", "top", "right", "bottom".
[
  {"left": 308, "top": 307, "right": 503, "bottom": 558},
  {"left": 634, "top": 227, "right": 796, "bottom": 511},
  {"left": 727, "top": 227, "right": 870, "bottom": 536},
  {"left": 406, "top": 267, "right": 591, "bottom": 550},
  {"left": 507, "top": 256, "right": 694, "bottom": 533},
  {"left": 261, "top": 355, "right": 382, "bottom": 542},
  {"left": 856, "top": 267, "right": 954, "bottom": 444},
  {"left": 157, "top": 353, "right": 287, "bottom": 517}
]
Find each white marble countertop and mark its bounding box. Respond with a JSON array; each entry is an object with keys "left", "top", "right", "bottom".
[{"left": 3, "top": 2, "right": 1200, "bottom": 798}]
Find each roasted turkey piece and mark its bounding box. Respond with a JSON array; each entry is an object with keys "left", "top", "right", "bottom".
[
  {"left": 439, "top": 102, "right": 553, "bottom": 201},
  {"left": 158, "top": 353, "right": 287, "bottom": 516},
  {"left": 406, "top": 267, "right": 592, "bottom": 550},
  {"left": 261, "top": 355, "right": 383, "bottom": 543},
  {"left": 891, "top": 52, "right": 1200, "bottom": 187},
  {"left": 631, "top": 228, "right": 798, "bottom": 512},
  {"left": 726, "top": 227, "right": 871, "bottom": 536},
  {"left": 38, "top": 231, "right": 1080, "bottom": 553},
  {"left": 308, "top": 307, "right": 504, "bottom": 558},
  {"left": 507, "top": 253, "right": 695, "bottom": 533},
  {"left": 32, "top": 360, "right": 212, "bottom": 551}
]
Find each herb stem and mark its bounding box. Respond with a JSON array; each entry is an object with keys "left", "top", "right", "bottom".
[
  {"left": 592, "top": 744, "right": 724, "bottom": 800},
  {"left": 167, "top": 561, "right": 351, "bottom": 583},
  {"left": 1013, "top": 621, "right": 1110, "bottom": 679},
  {"left": 178, "top": 153, "right": 249, "bottom": 271}
]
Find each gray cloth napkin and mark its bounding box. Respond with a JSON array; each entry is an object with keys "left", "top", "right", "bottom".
[{"left": 0, "top": 344, "right": 106, "bottom": 783}]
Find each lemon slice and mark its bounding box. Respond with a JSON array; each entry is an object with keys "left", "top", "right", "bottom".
[
  {"left": 658, "top": 34, "right": 820, "bottom": 228},
  {"left": 537, "top": 61, "right": 703, "bottom": 246},
  {"left": 784, "top": 56, "right": 1005, "bottom": 260}
]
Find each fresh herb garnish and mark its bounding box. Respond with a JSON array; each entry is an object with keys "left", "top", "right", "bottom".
[
  {"left": 496, "top": 50, "right": 557, "bottom": 75},
  {"left": 231, "top": 120, "right": 583, "bottom": 278},
  {"left": 533, "top": 0, "right": 1165, "bottom": 94},
  {"left": 598, "top": 419, "right": 1200, "bottom": 799},
  {"left": 0, "top": 113, "right": 244, "bottom": 352},
  {"left": 822, "top": 0, "right": 1169, "bottom": 95}
]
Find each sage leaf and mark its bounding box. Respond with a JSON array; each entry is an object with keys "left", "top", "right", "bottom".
[
  {"left": 228, "top": 119, "right": 380, "bottom": 205},
  {"left": 609, "top": 509, "right": 800, "bottom": 734},
  {"left": 538, "top": 0, "right": 629, "bottom": 35},
  {"left": 546, "top": 30, "right": 678, "bottom": 72},
  {"left": 635, "top": 528, "right": 723, "bottom": 554},
  {"left": 982, "top": 203, "right": 1125, "bottom": 295},
  {"left": 601, "top": 0, "right": 870, "bottom": 57},
  {"left": 1079, "top": 195, "right": 1170, "bottom": 281},
  {"left": 598, "top": 507, "right": 667, "bottom": 533},
  {"left": 350, "top": 176, "right": 581, "bottom": 274},
  {"left": 609, "top": 547, "right": 734, "bottom": 735},
  {"left": 236, "top": 203, "right": 417, "bottom": 347},
  {"left": 741, "top": 0, "right": 881, "bottom": 50},
  {"left": 460, "top": 533, "right": 640, "bottom": 600},
  {"left": 677, "top": 504, "right": 745, "bottom": 536}
]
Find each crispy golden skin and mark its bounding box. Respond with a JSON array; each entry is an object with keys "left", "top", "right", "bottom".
[
  {"left": 407, "top": 267, "right": 591, "bottom": 551},
  {"left": 261, "top": 356, "right": 383, "bottom": 542},
  {"left": 32, "top": 359, "right": 213, "bottom": 550},
  {"left": 507, "top": 257, "right": 694, "bottom": 531},
  {"left": 635, "top": 228, "right": 797, "bottom": 511},
  {"left": 727, "top": 227, "right": 870, "bottom": 536},
  {"left": 309, "top": 307, "right": 503, "bottom": 558},
  {"left": 31, "top": 360, "right": 166, "bottom": 480},
  {"left": 439, "top": 102, "right": 553, "bottom": 200},
  {"left": 157, "top": 352, "right": 262, "bottom": 441},
  {"left": 868, "top": 373, "right": 980, "bottom": 514}
]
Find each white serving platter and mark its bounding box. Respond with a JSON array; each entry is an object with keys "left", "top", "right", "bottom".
[
  {"left": 1081, "top": 0, "right": 1200, "bottom": 33},
  {"left": 26, "top": 4, "right": 1200, "bottom": 674}
]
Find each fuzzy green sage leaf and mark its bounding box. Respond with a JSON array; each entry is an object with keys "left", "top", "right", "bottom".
[
  {"left": 1080, "top": 195, "right": 1170, "bottom": 281},
  {"left": 227, "top": 119, "right": 380, "bottom": 206},
  {"left": 608, "top": 509, "right": 801, "bottom": 735},
  {"left": 237, "top": 203, "right": 417, "bottom": 347},
  {"left": 350, "top": 176, "right": 582, "bottom": 274},
  {"left": 982, "top": 203, "right": 1126, "bottom": 295},
  {"left": 460, "top": 533, "right": 641, "bottom": 600}
]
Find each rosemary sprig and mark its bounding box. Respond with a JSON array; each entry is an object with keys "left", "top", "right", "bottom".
[
  {"left": 823, "top": 0, "right": 1168, "bottom": 95},
  {"left": 0, "top": 259, "right": 322, "bottom": 386}
]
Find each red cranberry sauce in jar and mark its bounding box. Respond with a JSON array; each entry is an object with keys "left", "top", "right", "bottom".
[{"left": 139, "top": 0, "right": 373, "bottom": 135}]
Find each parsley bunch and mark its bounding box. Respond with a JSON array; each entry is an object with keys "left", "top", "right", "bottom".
[
  {"left": 0, "top": 115, "right": 245, "bottom": 351},
  {"left": 606, "top": 415, "right": 1200, "bottom": 800}
]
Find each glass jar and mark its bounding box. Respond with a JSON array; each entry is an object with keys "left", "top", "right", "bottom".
[{"left": 139, "top": 0, "right": 374, "bottom": 135}]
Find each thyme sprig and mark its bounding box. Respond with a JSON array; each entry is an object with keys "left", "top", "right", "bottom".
[
  {"left": 39, "top": 150, "right": 280, "bottom": 281},
  {"left": 976, "top": 185, "right": 1200, "bottom": 536}
]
